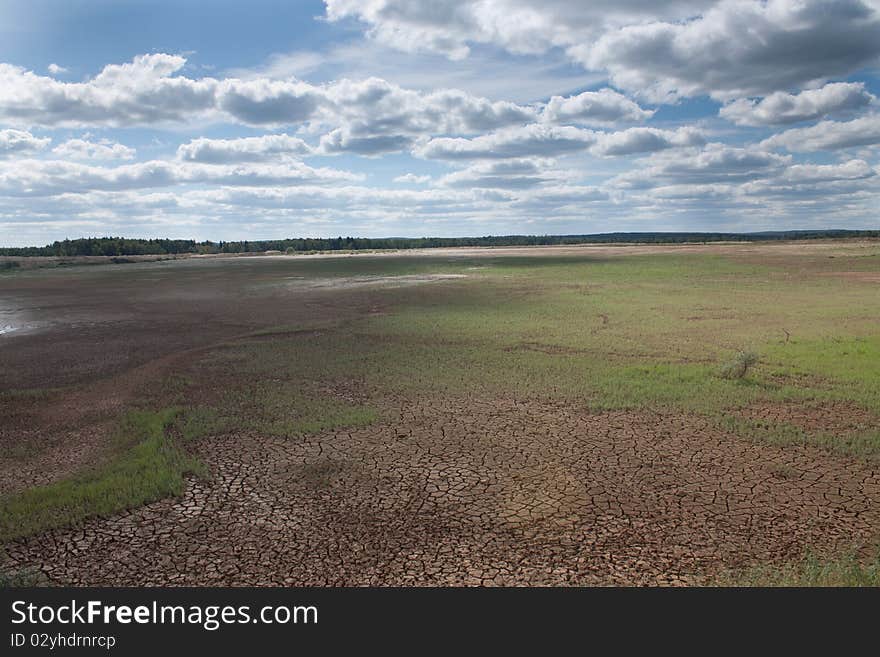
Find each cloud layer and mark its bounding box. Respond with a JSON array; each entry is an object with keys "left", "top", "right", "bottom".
[{"left": 1, "top": 1, "right": 879, "bottom": 245}]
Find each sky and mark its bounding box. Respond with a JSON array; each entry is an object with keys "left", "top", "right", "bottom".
[{"left": 1, "top": 0, "right": 879, "bottom": 246}]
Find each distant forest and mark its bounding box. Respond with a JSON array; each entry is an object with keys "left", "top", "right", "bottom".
[{"left": 2, "top": 230, "right": 878, "bottom": 257}]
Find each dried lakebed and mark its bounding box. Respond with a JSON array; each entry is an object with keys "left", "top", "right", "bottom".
[{"left": 6, "top": 395, "right": 879, "bottom": 586}]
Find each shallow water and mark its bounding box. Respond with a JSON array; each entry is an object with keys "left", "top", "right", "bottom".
[{"left": 290, "top": 273, "right": 468, "bottom": 290}]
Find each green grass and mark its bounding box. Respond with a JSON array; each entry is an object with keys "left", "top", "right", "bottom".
[
  {"left": 717, "top": 550, "right": 880, "bottom": 586},
  {"left": 197, "top": 249, "right": 880, "bottom": 445},
  {"left": 218, "top": 379, "right": 378, "bottom": 438},
  {"left": 0, "top": 408, "right": 204, "bottom": 542},
  {"left": 716, "top": 415, "right": 880, "bottom": 458},
  {"left": 0, "top": 565, "right": 47, "bottom": 587}
]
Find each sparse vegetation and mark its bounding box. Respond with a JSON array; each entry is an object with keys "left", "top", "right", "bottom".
[
  {"left": 4, "top": 241, "right": 880, "bottom": 585},
  {"left": 718, "top": 550, "right": 880, "bottom": 587},
  {"left": 0, "top": 408, "right": 203, "bottom": 542},
  {"left": 719, "top": 350, "right": 760, "bottom": 380},
  {"left": 0, "top": 565, "right": 47, "bottom": 587}
]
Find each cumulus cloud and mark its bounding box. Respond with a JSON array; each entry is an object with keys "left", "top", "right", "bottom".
[
  {"left": 777, "top": 159, "right": 876, "bottom": 183},
  {"left": 577, "top": 0, "right": 880, "bottom": 101},
  {"left": 215, "top": 78, "right": 324, "bottom": 125},
  {"left": 324, "top": 1, "right": 714, "bottom": 60},
  {"left": 0, "top": 158, "right": 362, "bottom": 197},
  {"left": 437, "top": 158, "right": 561, "bottom": 189},
  {"left": 393, "top": 173, "right": 432, "bottom": 183},
  {"left": 416, "top": 124, "right": 706, "bottom": 160},
  {"left": 720, "top": 82, "right": 876, "bottom": 126},
  {"left": 318, "top": 78, "right": 536, "bottom": 140},
  {"left": 739, "top": 159, "right": 878, "bottom": 201},
  {"left": 613, "top": 143, "right": 791, "bottom": 188},
  {"left": 47, "top": 63, "right": 68, "bottom": 75},
  {"left": 0, "top": 129, "right": 50, "bottom": 158},
  {"left": 317, "top": 127, "right": 415, "bottom": 156},
  {"left": 3, "top": 8, "right": 880, "bottom": 242},
  {"left": 328, "top": 1, "right": 880, "bottom": 101},
  {"left": 52, "top": 138, "right": 136, "bottom": 160},
  {"left": 542, "top": 88, "right": 653, "bottom": 126},
  {"left": 0, "top": 55, "right": 536, "bottom": 144},
  {"left": 177, "top": 134, "right": 313, "bottom": 163},
  {"left": 415, "top": 124, "right": 596, "bottom": 160},
  {"left": 590, "top": 127, "right": 705, "bottom": 156},
  {"left": 0, "top": 54, "right": 218, "bottom": 127},
  {"left": 760, "top": 114, "right": 880, "bottom": 151}
]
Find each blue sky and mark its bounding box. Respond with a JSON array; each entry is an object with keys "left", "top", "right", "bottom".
[{"left": 1, "top": 0, "right": 879, "bottom": 246}]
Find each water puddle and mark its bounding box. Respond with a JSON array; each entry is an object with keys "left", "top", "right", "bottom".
[{"left": 290, "top": 274, "right": 468, "bottom": 290}]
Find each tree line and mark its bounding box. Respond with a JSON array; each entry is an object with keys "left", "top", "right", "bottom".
[{"left": 2, "top": 230, "right": 878, "bottom": 257}]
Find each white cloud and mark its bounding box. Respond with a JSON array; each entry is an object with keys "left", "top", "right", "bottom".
[
  {"left": 328, "top": 1, "right": 880, "bottom": 101},
  {"left": 720, "top": 82, "right": 876, "bottom": 126},
  {"left": 215, "top": 77, "right": 324, "bottom": 125},
  {"left": 52, "top": 138, "right": 136, "bottom": 161},
  {"left": 0, "top": 54, "right": 219, "bottom": 127},
  {"left": 578, "top": 1, "right": 880, "bottom": 101},
  {"left": 778, "top": 159, "right": 876, "bottom": 184},
  {"left": 416, "top": 124, "right": 705, "bottom": 160},
  {"left": 47, "top": 63, "right": 68, "bottom": 75},
  {"left": 415, "top": 124, "right": 596, "bottom": 159},
  {"left": 393, "top": 173, "right": 432, "bottom": 183},
  {"left": 317, "top": 127, "right": 415, "bottom": 156},
  {"left": 760, "top": 114, "right": 880, "bottom": 151},
  {"left": 0, "top": 55, "right": 536, "bottom": 142},
  {"left": 613, "top": 143, "right": 791, "bottom": 188},
  {"left": 324, "top": 1, "right": 714, "bottom": 60},
  {"left": 437, "top": 158, "right": 563, "bottom": 189},
  {"left": 176, "top": 134, "right": 313, "bottom": 163},
  {"left": 542, "top": 88, "right": 653, "bottom": 126},
  {"left": 591, "top": 127, "right": 705, "bottom": 156},
  {"left": 319, "top": 77, "right": 536, "bottom": 136},
  {"left": 0, "top": 128, "right": 50, "bottom": 158},
  {"left": 0, "top": 158, "right": 362, "bottom": 197}
]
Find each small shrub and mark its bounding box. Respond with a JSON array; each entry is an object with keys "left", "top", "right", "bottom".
[{"left": 719, "top": 350, "right": 759, "bottom": 380}]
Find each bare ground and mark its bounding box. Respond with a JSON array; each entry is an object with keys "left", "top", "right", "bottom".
[{"left": 4, "top": 393, "right": 879, "bottom": 586}]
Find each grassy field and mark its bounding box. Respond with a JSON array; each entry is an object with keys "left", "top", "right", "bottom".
[
  {"left": 203, "top": 247, "right": 880, "bottom": 440},
  {"left": 2, "top": 241, "right": 879, "bottom": 585}
]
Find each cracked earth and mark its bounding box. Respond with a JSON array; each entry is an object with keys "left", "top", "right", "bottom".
[{"left": 6, "top": 395, "right": 880, "bottom": 586}]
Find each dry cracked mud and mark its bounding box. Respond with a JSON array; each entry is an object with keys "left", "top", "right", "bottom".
[{"left": 6, "top": 395, "right": 880, "bottom": 586}]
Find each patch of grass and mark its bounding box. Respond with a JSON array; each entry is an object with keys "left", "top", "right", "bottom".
[
  {"left": 718, "top": 550, "right": 880, "bottom": 586},
  {"left": 223, "top": 381, "right": 378, "bottom": 438},
  {"left": 0, "top": 408, "right": 203, "bottom": 543},
  {"left": 0, "top": 565, "right": 47, "bottom": 587},
  {"left": 763, "top": 336, "right": 880, "bottom": 413},
  {"left": 717, "top": 415, "right": 880, "bottom": 459},
  {"left": 0, "top": 387, "right": 59, "bottom": 402},
  {"left": 176, "top": 406, "right": 229, "bottom": 442}
]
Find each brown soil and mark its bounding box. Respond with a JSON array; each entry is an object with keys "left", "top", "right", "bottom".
[{"left": 4, "top": 395, "right": 880, "bottom": 586}]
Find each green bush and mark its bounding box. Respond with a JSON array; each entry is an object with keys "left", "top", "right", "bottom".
[{"left": 719, "top": 351, "right": 759, "bottom": 380}]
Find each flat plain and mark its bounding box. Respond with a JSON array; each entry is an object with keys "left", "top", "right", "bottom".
[{"left": 1, "top": 240, "right": 879, "bottom": 586}]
